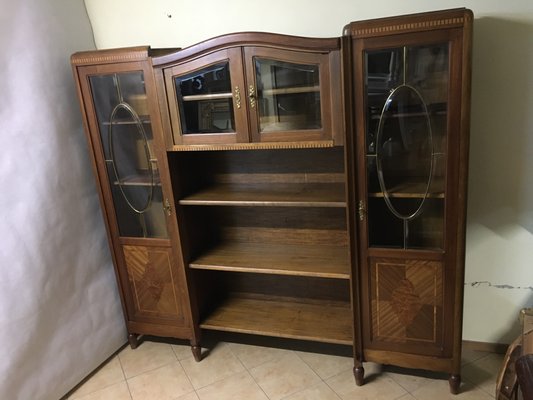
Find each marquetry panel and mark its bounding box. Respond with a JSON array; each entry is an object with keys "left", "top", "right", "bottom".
[
  {"left": 123, "top": 245, "right": 181, "bottom": 318},
  {"left": 370, "top": 257, "right": 443, "bottom": 345}
]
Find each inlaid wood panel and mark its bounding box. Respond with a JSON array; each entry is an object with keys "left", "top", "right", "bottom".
[
  {"left": 123, "top": 245, "right": 182, "bottom": 319},
  {"left": 369, "top": 257, "right": 443, "bottom": 346}
]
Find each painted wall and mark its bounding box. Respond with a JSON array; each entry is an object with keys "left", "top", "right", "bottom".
[
  {"left": 0, "top": 1, "right": 127, "bottom": 399},
  {"left": 84, "top": 0, "right": 533, "bottom": 344}
]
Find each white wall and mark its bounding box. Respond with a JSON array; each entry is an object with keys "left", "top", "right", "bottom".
[
  {"left": 84, "top": 0, "right": 533, "bottom": 344},
  {"left": 0, "top": 1, "right": 127, "bottom": 399}
]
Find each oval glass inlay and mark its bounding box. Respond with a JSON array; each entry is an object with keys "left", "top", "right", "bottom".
[
  {"left": 376, "top": 84, "right": 433, "bottom": 219},
  {"left": 109, "top": 102, "right": 153, "bottom": 214}
]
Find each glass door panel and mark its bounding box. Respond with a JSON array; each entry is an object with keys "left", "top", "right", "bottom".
[
  {"left": 254, "top": 58, "right": 321, "bottom": 133},
  {"left": 174, "top": 62, "right": 235, "bottom": 134},
  {"left": 164, "top": 48, "right": 248, "bottom": 144},
  {"left": 245, "top": 47, "right": 332, "bottom": 143},
  {"left": 364, "top": 43, "right": 449, "bottom": 250},
  {"left": 90, "top": 72, "right": 168, "bottom": 238}
]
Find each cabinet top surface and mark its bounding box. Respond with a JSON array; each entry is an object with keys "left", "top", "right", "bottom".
[{"left": 152, "top": 31, "right": 340, "bottom": 67}]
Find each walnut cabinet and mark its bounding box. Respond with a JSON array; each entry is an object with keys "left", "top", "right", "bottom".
[
  {"left": 154, "top": 33, "right": 344, "bottom": 148},
  {"left": 151, "top": 32, "right": 352, "bottom": 350},
  {"left": 344, "top": 9, "right": 473, "bottom": 393},
  {"left": 70, "top": 48, "right": 200, "bottom": 359},
  {"left": 71, "top": 8, "right": 472, "bottom": 395}
]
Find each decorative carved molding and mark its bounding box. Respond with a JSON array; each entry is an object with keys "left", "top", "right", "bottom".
[
  {"left": 352, "top": 16, "right": 467, "bottom": 37},
  {"left": 172, "top": 141, "right": 335, "bottom": 152},
  {"left": 71, "top": 50, "right": 148, "bottom": 65}
]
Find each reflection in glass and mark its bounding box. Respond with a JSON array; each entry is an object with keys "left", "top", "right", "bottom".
[
  {"left": 90, "top": 72, "right": 168, "bottom": 238},
  {"left": 174, "top": 62, "right": 235, "bottom": 134},
  {"left": 255, "top": 58, "right": 321, "bottom": 132},
  {"left": 364, "top": 44, "right": 449, "bottom": 250}
]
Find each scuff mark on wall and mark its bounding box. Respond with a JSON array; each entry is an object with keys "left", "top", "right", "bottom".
[{"left": 466, "top": 281, "right": 533, "bottom": 291}]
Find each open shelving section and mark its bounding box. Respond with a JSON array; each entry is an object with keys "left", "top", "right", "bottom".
[
  {"left": 179, "top": 182, "right": 346, "bottom": 207},
  {"left": 189, "top": 241, "right": 350, "bottom": 279},
  {"left": 200, "top": 294, "right": 353, "bottom": 345},
  {"left": 170, "top": 145, "right": 353, "bottom": 345}
]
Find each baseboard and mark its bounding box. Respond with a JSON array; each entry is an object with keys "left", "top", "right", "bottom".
[{"left": 463, "top": 340, "right": 508, "bottom": 354}]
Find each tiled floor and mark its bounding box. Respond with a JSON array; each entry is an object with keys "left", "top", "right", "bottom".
[{"left": 67, "top": 336, "right": 503, "bottom": 400}]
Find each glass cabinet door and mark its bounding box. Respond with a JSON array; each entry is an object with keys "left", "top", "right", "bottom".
[
  {"left": 164, "top": 48, "right": 248, "bottom": 144},
  {"left": 175, "top": 62, "right": 234, "bottom": 134},
  {"left": 254, "top": 59, "right": 321, "bottom": 132},
  {"left": 364, "top": 43, "right": 449, "bottom": 250},
  {"left": 245, "top": 47, "right": 332, "bottom": 143},
  {"left": 90, "top": 71, "right": 168, "bottom": 239}
]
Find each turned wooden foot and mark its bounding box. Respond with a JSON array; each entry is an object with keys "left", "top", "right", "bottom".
[
  {"left": 128, "top": 333, "right": 139, "bottom": 349},
  {"left": 191, "top": 344, "right": 202, "bottom": 362},
  {"left": 449, "top": 374, "right": 461, "bottom": 394},
  {"left": 354, "top": 364, "right": 365, "bottom": 386}
]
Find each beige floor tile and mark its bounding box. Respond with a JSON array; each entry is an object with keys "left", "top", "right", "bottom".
[
  {"left": 180, "top": 343, "right": 245, "bottom": 389},
  {"left": 462, "top": 349, "right": 492, "bottom": 366},
  {"left": 284, "top": 381, "right": 342, "bottom": 400},
  {"left": 172, "top": 343, "right": 195, "bottom": 361},
  {"left": 411, "top": 378, "right": 493, "bottom": 399},
  {"left": 250, "top": 352, "right": 321, "bottom": 400},
  {"left": 70, "top": 356, "right": 125, "bottom": 398},
  {"left": 118, "top": 341, "right": 177, "bottom": 379},
  {"left": 386, "top": 369, "right": 444, "bottom": 393},
  {"left": 462, "top": 353, "right": 503, "bottom": 396},
  {"left": 176, "top": 392, "right": 200, "bottom": 400},
  {"left": 326, "top": 369, "right": 407, "bottom": 400},
  {"left": 228, "top": 342, "right": 291, "bottom": 370},
  {"left": 196, "top": 370, "right": 268, "bottom": 400},
  {"left": 69, "top": 382, "right": 131, "bottom": 400},
  {"left": 127, "top": 361, "right": 194, "bottom": 400},
  {"left": 397, "top": 394, "right": 417, "bottom": 399},
  {"left": 295, "top": 350, "right": 353, "bottom": 380}
]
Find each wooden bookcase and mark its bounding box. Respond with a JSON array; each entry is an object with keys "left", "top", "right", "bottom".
[
  {"left": 70, "top": 47, "right": 200, "bottom": 358},
  {"left": 71, "top": 8, "right": 472, "bottom": 395},
  {"left": 166, "top": 146, "right": 352, "bottom": 346},
  {"left": 344, "top": 8, "right": 473, "bottom": 393}
]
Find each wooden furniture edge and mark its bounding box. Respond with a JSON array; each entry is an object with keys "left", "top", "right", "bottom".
[
  {"left": 152, "top": 32, "right": 341, "bottom": 66},
  {"left": 71, "top": 46, "right": 150, "bottom": 65},
  {"left": 343, "top": 8, "right": 472, "bottom": 38},
  {"left": 169, "top": 140, "right": 336, "bottom": 151},
  {"left": 71, "top": 46, "right": 179, "bottom": 66}
]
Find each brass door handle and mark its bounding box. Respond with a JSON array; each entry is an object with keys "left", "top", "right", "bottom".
[
  {"left": 248, "top": 84, "right": 256, "bottom": 108},
  {"left": 163, "top": 198, "right": 172, "bottom": 216},
  {"left": 357, "top": 200, "right": 366, "bottom": 221},
  {"left": 234, "top": 86, "right": 241, "bottom": 109}
]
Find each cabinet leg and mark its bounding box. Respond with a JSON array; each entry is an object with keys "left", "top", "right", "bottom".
[
  {"left": 128, "top": 333, "right": 139, "bottom": 349},
  {"left": 354, "top": 364, "right": 365, "bottom": 386},
  {"left": 191, "top": 344, "right": 202, "bottom": 362},
  {"left": 449, "top": 374, "right": 461, "bottom": 394}
]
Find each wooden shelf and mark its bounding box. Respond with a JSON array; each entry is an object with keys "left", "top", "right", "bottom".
[
  {"left": 368, "top": 179, "right": 444, "bottom": 199},
  {"left": 102, "top": 116, "right": 151, "bottom": 125},
  {"left": 181, "top": 93, "right": 233, "bottom": 102},
  {"left": 369, "top": 111, "right": 447, "bottom": 120},
  {"left": 179, "top": 183, "right": 346, "bottom": 207},
  {"left": 110, "top": 174, "right": 161, "bottom": 187},
  {"left": 190, "top": 241, "right": 350, "bottom": 279},
  {"left": 262, "top": 85, "right": 320, "bottom": 96},
  {"left": 200, "top": 294, "right": 353, "bottom": 345}
]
